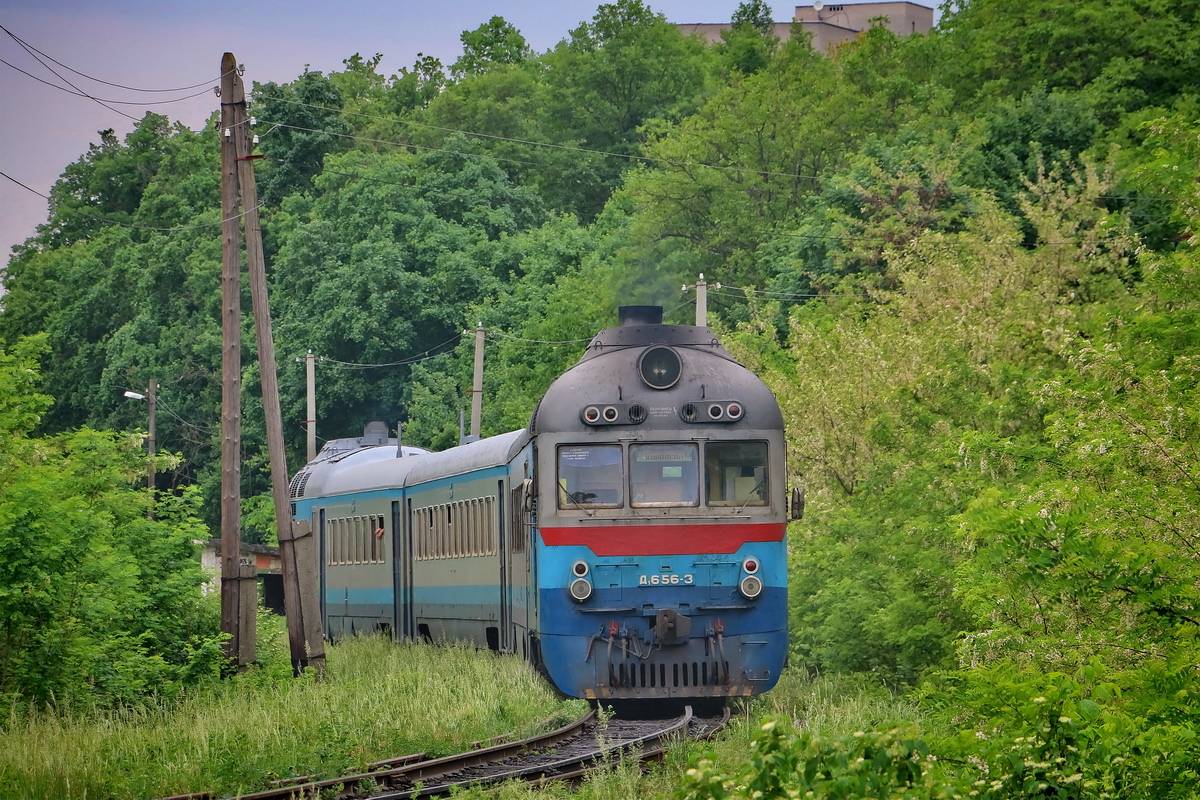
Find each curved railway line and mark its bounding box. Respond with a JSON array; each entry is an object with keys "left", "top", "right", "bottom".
[{"left": 163, "top": 705, "right": 729, "bottom": 800}]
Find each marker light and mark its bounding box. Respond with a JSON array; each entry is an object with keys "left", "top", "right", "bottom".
[
  {"left": 739, "top": 575, "right": 763, "bottom": 599},
  {"left": 583, "top": 406, "right": 601, "bottom": 424},
  {"left": 570, "top": 577, "right": 593, "bottom": 602},
  {"left": 572, "top": 559, "right": 589, "bottom": 578},
  {"left": 708, "top": 403, "right": 724, "bottom": 420},
  {"left": 726, "top": 402, "right": 743, "bottom": 420},
  {"left": 602, "top": 406, "right": 619, "bottom": 422},
  {"left": 742, "top": 557, "right": 759, "bottom": 575}
]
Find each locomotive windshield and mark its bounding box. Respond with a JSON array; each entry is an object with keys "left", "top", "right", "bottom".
[
  {"left": 705, "top": 441, "right": 769, "bottom": 506},
  {"left": 630, "top": 443, "right": 699, "bottom": 507},
  {"left": 557, "top": 445, "right": 623, "bottom": 508}
]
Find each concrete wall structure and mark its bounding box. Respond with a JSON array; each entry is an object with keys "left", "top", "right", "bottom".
[
  {"left": 677, "top": 2, "right": 932, "bottom": 54},
  {"left": 199, "top": 538, "right": 285, "bottom": 614}
]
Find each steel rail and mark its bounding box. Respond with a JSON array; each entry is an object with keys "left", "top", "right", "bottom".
[
  {"left": 162, "top": 705, "right": 730, "bottom": 800},
  {"left": 370, "top": 706, "right": 703, "bottom": 799},
  {"left": 160, "top": 710, "right": 594, "bottom": 800}
]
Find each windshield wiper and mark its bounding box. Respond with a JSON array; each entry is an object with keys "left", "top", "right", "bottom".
[{"left": 734, "top": 477, "right": 768, "bottom": 515}]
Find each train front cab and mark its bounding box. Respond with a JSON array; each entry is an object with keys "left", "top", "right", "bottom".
[
  {"left": 525, "top": 309, "right": 789, "bottom": 701},
  {"left": 530, "top": 428, "right": 791, "bottom": 702}
]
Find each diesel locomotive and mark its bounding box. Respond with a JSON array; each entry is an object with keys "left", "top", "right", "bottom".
[{"left": 289, "top": 305, "right": 791, "bottom": 700}]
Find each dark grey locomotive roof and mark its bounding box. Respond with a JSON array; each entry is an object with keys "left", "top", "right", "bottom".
[{"left": 532, "top": 319, "right": 784, "bottom": 434}]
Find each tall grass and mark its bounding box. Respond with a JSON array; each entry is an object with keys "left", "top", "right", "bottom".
[
  {"left": 457, "top": 670, "right": 925, "bottom": 800},
  {"left": 1, "top": 616, "right": 914, "bottom": 800},
  {"left": 0, "top": 633, "right": 583, "bottom": 799}
]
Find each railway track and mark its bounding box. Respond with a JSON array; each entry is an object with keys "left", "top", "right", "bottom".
[{"left": 162, "top": 705, "right": 728, "bottom": 800}]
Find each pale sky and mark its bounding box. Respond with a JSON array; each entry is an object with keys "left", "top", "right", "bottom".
[{"left": 0, "top": 1, "right": 933, "bottom": 267}]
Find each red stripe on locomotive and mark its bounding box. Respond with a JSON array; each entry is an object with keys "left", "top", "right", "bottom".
[{"left": 539, "top": 522, "right": 785, "bottom": 556}]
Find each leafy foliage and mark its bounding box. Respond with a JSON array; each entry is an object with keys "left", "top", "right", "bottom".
[
  {"left": 0, "top": 338, "right": 220, "bottom": 707},
  {"left": 2, "top": 1, "right": 1200, "bottom": 772}
]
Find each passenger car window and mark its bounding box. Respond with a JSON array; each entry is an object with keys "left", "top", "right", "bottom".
[
  {"left": 558, "top": 445, "right": 623, "bottom": 508},
  {"left": 705, "top": 441, "right": 768, "bottom": 506},
  {"left": 630, "top": 443, "right": 699, "bottom": 507}
]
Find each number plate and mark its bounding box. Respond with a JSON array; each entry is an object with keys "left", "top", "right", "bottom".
[{"left": 638, "top": 573, "right": 694, "bottom": 586}]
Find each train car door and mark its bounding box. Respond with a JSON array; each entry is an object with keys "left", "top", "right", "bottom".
[
  {"left": 390, "top": 499, "right": 411, "bottom": 640},
  {"left": 509, "top": 476, "right": 532, "bottom": 654},
  {"left": 404, "top": 499, "right": 417, "bottom": 639},
  {"left": 497, "top": 480, "right": 509, "bottom": 651},
  {"left": 317, "top": 508, "right": 327, "bottom": 632}
]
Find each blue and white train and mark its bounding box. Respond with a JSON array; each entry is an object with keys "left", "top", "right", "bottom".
[{"left": 289, "top": 305, "right": 793, "bottom": 700}]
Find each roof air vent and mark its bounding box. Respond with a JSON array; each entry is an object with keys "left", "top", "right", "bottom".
[{"left": 362, "top": 420, "right": 389, "bottom": 445}]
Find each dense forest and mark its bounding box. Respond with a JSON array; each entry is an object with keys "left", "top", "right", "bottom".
[{"left": 2, "top": 0, "right": 1198, "bottom": 795}]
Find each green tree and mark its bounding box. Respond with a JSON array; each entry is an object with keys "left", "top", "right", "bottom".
[
  {"left": 252, "top": 69, "right": 348, "bottom": 205},
  {"left": 450, "top": 16, "right": 532, "bottom": 80},
  {"left": 268, "top": 143, "right": 544, "bottom": 453},
  {"left": 0, "top": 337, "right": 221, "bottom": 707},
  {"left": 538, "top": 0, "right": 715, "bottom": 218}
]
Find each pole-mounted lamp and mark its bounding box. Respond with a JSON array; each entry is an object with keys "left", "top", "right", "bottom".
[{"left": 123, "top": 384, "right": 156, "bottom": 515}]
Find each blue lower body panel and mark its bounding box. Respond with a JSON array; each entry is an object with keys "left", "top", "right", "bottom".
[{"left": 537, "top": 586, "right": 787, "bottom": 699}]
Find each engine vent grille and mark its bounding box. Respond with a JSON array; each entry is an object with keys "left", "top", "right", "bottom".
[
  {"left": 609, "top": 659, "right": 729, "bottom": 689},
  {"left": 288, "top": 469, "right": 312, "bottom": 498}
]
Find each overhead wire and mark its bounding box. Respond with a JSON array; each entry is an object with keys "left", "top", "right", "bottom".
[
  {"left": 0, "top": 25, "right": 234, "bottom": 92},
  {"left": 316, "top": 332, "right": 464, "bottom": 370},
  {"left": 256, "top": 119, "right": 545, "bottom": 169},
  {"left": 1, "top": 168, "right": 265, "bottom": 232},
  {"left": 253, "top": 139, "right": 1149, "bottom": 249},
  {"left": 252, "top": 95, "right": 824, "bottom": 182},
  {"left": 486, "top": 329, "right": 596, "bottom": 345},
  {"left": 252, "top": 96, "right": 1162, "bottom": 202},
  {"left": 120, "top": 386, "right": 215, "bottom": 436},
  {"left": 2, "top": 26, "right": 139, "bottom": 122},
  {"left": 157, "top": 399, "right": 216, "bottom": 435},
  {"left": 710, "top": 285, "right": 826, "bottom": 300},
  {"left": 0, "top": 58, "right": 218, "bottom": 105}
]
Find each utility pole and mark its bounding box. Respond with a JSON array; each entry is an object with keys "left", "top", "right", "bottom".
[
  {"left": 218, "top": 53, "right": 250, "bottom": 668},
  {"left": 695, "top": 273, "right": 708, "bottom": 327},
  {"left": 469, "top": 323, "right": 485, "bottom": 441},
  {"left": 146, "top": 378, "right": 157, "bottom": 518},
  {"left": 227, "top": 54, "right": 325, "bottom": 674},
  {"left": 305, "top": 351, "right": 317, "bottom": 462}
]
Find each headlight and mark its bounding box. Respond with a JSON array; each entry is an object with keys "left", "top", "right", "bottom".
[
  {"left": 739, "top": 575, "right": 763, "bottom": 599},
  {"left": 569, "top": 577, "right": 593, "bottom": 602}
]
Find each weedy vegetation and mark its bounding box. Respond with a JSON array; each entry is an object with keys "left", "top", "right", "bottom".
[{"left": 0, "top": 623, "right": 583, "bottom": 799}]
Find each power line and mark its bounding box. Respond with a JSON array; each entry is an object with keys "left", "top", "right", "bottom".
[
  {"left": 254, "top": 97, "right": 1163, "bottom": 205},
  {"left": 257, "top": 119, "right": 545, "bottom": 169},
  {"left": 487, "top": 329, "right": 596, "bottom": 345},
  {"left": 158, "top": 399, "right": 216, "bottom": 435},
  {"left": 253, "top": 96, "right": 824, "bottom": 182},
  {"left": 711, "top": 285, "right": 826, "bottom": 300},
  {"left": 2, "top": 27, "right": 139, "bottom": 122},
  {"left": 0, "top": 58, "right": 217, "bottom": 105},
  {"left": 316, "top": 332, "right": 464, "bottom": 370},
  {"left": 1, "top": 169, "right": 265, "bottom": 232},
  {"left": 0, "top": 25, "right": 234, "bottom": 92},
  {"left": 252, "top": 96, "right": 1166, "bottom": 202}
]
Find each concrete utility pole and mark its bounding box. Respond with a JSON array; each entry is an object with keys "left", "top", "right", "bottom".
[
  {"left": 469, "top": 323, "right": 485, "bottom": 440},
  {"left": 695, "top": 273, "right": 708, "bottom": 327},
  {"left": 218, "top": 53, "right": 251, "bottom": 667},
  {"left": 305, "top": 351, "right": 317, "bottom": 462},
  {"left": 146, "top": 378, "right": 157, "bottom": 517},
  {"left": 227, "top": 53, "right": 325, "bottom": 674}
]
